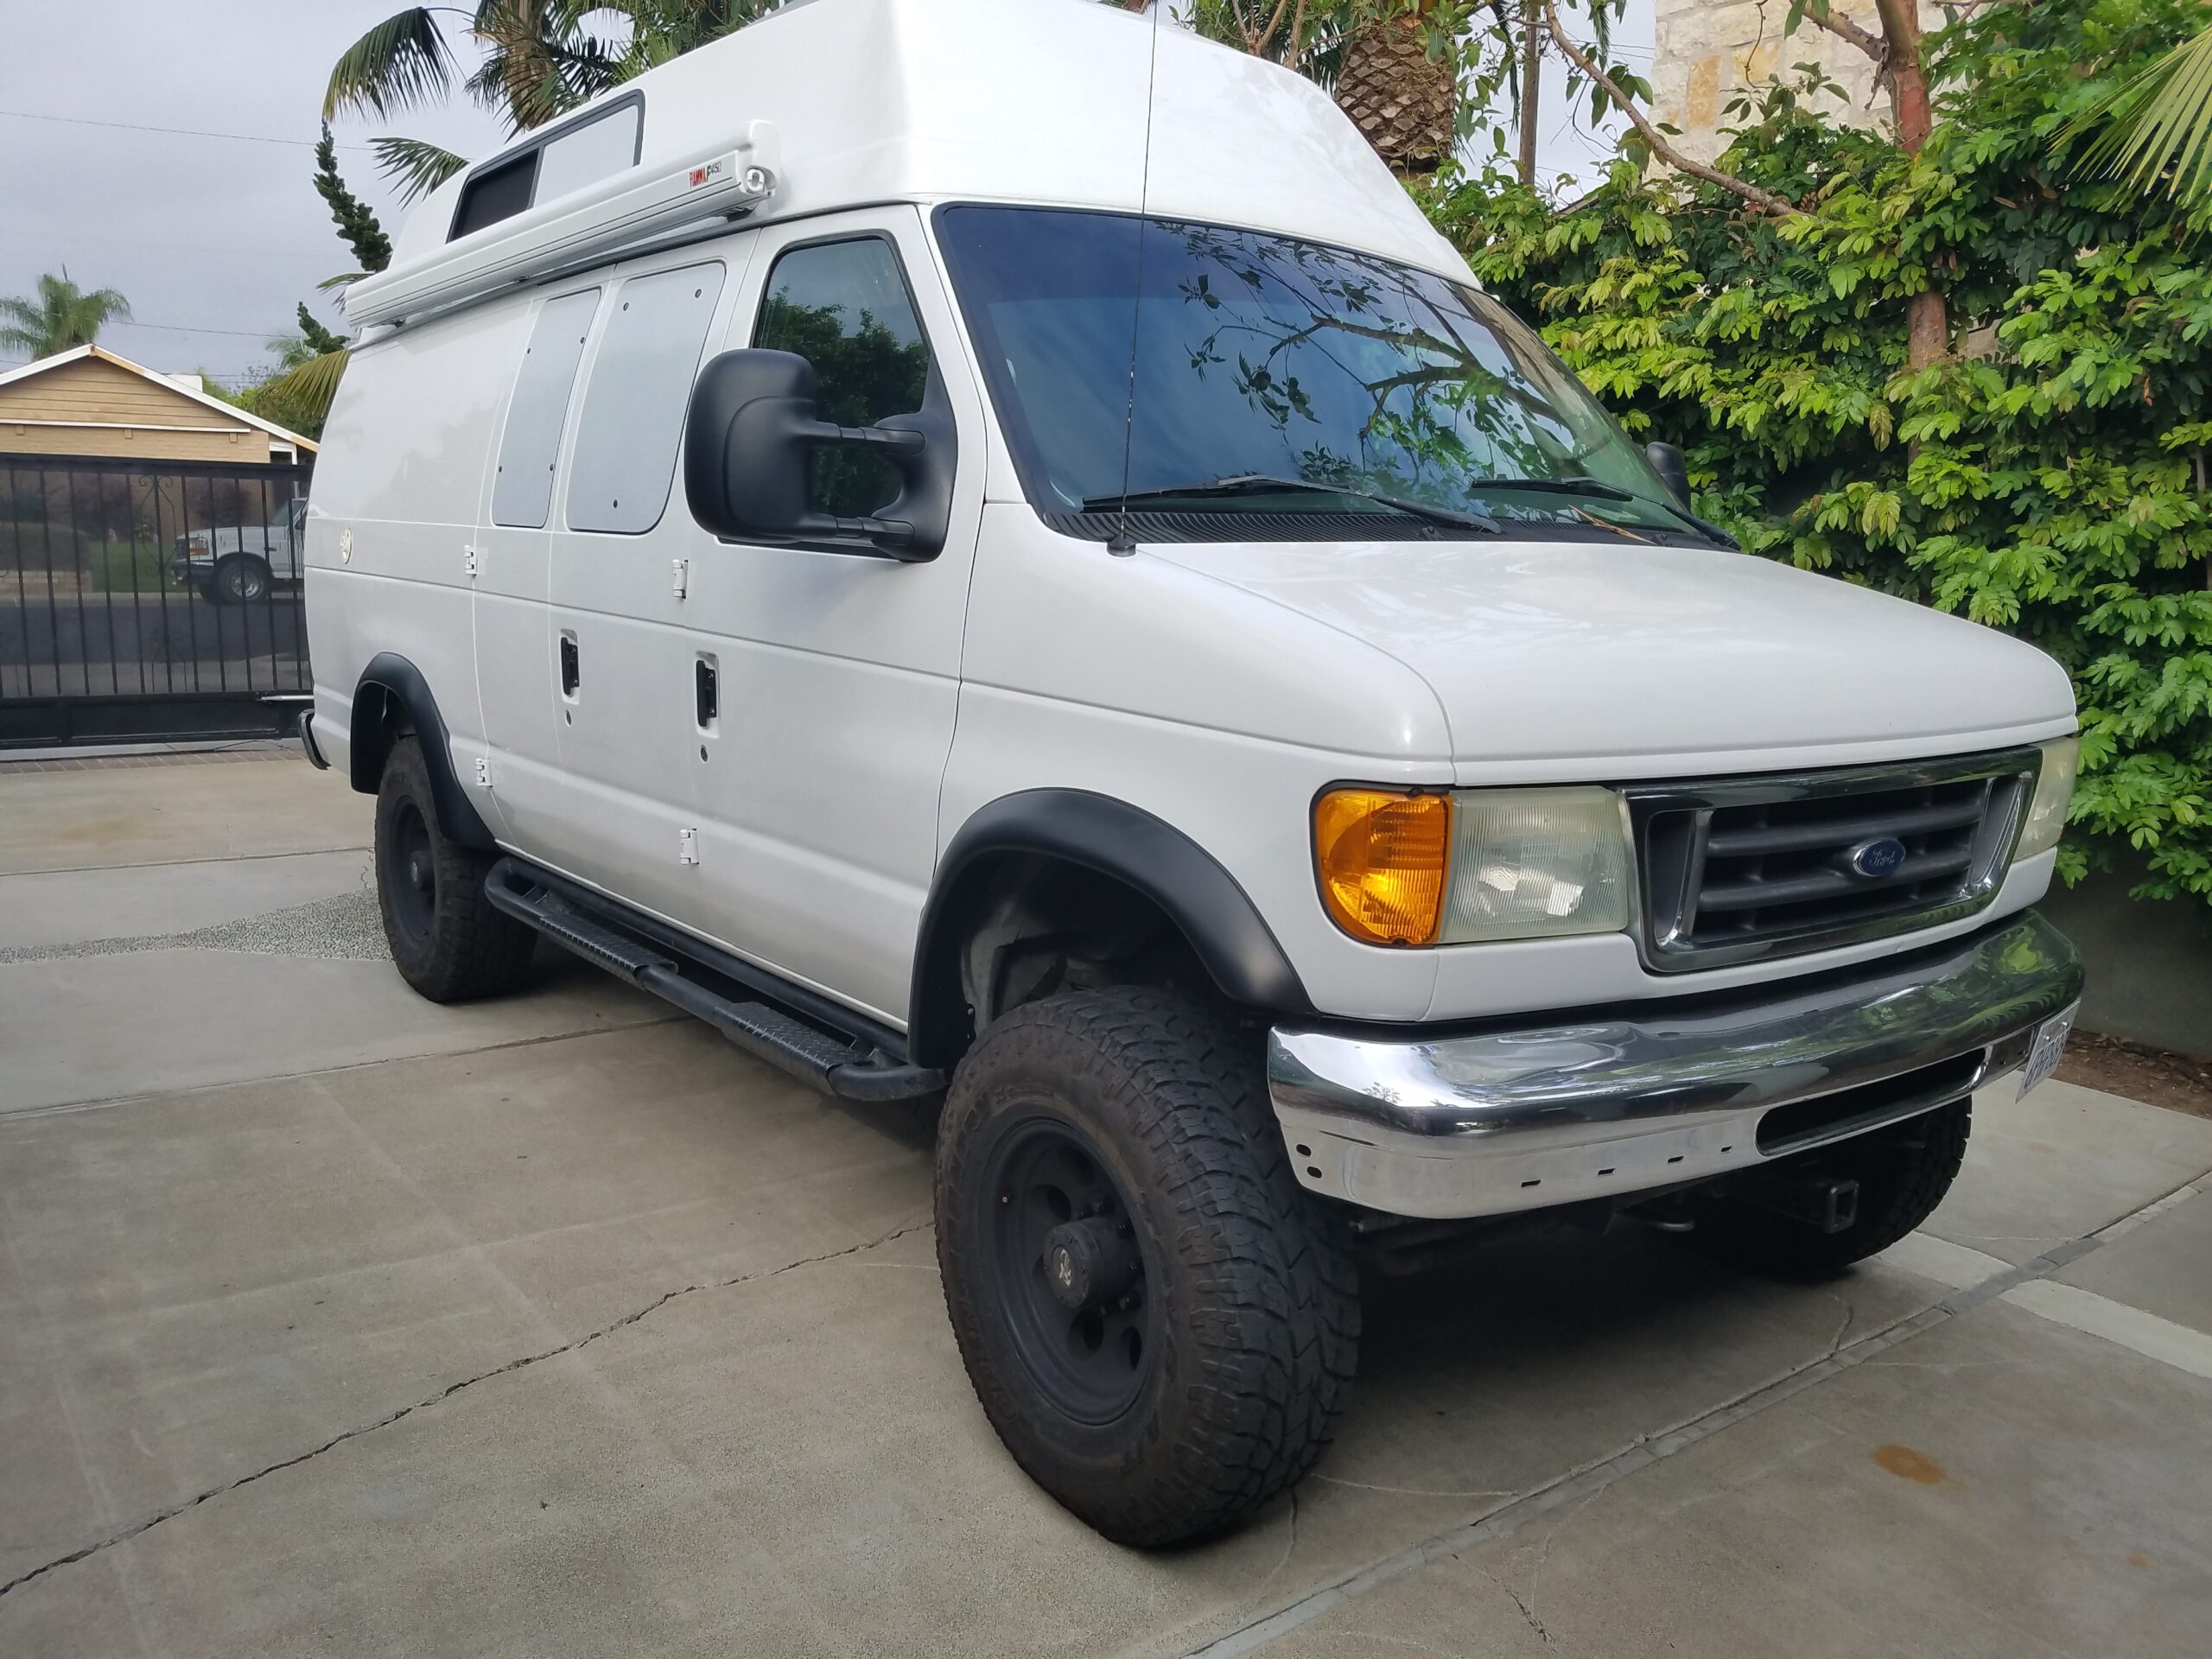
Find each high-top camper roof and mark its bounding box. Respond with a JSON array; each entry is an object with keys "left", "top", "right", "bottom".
[{"left": 356, "top": 0, "right": 1468, "bottom": 326}]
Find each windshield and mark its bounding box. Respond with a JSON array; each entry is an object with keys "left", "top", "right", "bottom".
[{"left": 934, "top": 206, "right": 1696, "bottom": 541}]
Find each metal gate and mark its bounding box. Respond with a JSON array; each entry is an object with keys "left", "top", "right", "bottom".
[{"left": 0, "top": 454, "right": 313, "bottom": 747}]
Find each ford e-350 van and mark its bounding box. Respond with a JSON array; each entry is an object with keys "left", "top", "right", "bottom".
[{"left": 303, "top": 0, "right": 2083, "bottom": 1545}]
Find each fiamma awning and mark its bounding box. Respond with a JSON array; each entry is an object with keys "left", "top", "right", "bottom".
[{"left": 344, "top": 121, "right": 781, "bottom": 330}]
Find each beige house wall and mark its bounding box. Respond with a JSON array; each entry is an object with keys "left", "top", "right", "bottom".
[
  {"left": 0, "top": 422, "right": 272, "bottom": 464},
  {"left": 0, "top": 355, "right": 276, "bottom": 466},
  {"left": 1649, "top": 1, "right": 1943, "bottom": 162}
]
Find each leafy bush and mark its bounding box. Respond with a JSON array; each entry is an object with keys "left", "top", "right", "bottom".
[{"left": 1423, "top": 0, "right": 2212, "bottom": 905}]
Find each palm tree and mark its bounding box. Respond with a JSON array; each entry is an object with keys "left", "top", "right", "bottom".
[
  {"left": 2059, "top": 22, "right": 2212, "bottom": 206},
  {"left": 1332, "top": 1, "right": 1459, "bottom": 174},
  {"left": 0, "top": 270, "right": 131, "bottom": 361},
  {"left": 324, "top": 2, "right": 772, "bottom": 138}
]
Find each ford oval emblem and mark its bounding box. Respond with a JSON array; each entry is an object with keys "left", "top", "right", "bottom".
[{"left": 1847, "top": 836, "right": 1908, "bottom": 879}]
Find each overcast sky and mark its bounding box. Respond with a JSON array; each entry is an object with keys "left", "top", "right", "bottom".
[
  {"left": 0, "top": 1, "right": 1648, "bottom": 386},
  {"left": 0, "top": 1, "right": 508, "bottom": 383}
]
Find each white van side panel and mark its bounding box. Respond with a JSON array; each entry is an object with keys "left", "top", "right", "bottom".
[{"left": 307, "top": 306, "right": 531, "bottom": 787}]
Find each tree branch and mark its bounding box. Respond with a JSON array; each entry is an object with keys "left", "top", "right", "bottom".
[
  {"left": 1801, "top": 3, "right": 1886, "bottom": 66},
  {"left": 1541, "top": 3, "right": 1802, "bottom": 217}
]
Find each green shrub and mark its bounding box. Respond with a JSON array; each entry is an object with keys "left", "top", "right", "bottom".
[{"left": 1425, "top": 0, "right": 2212, "bottom": 905}]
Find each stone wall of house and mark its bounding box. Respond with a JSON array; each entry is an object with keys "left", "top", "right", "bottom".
[{"left": 1649, "top": 1, "right": 1942, "bottom": 162}]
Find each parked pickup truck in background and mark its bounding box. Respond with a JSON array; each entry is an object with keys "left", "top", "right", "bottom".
[{"left": 173, "top": 493, "right": 304, "bottom": 603}]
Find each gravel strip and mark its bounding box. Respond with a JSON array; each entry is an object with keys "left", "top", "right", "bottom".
[{"left": 0, "top": 887, "right": 388, "bottom": 965}]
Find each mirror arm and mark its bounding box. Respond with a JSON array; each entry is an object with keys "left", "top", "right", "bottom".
[{"left": 791, "top": 418, "right": 926, "bottom": 459}]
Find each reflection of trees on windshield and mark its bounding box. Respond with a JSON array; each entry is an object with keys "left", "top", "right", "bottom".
[
  {"left": 1156, "top": 222, "right": 1638, "bottom": 517},
  {"left": 934, "top": 204, "right": 1687, "bottom": 540}
]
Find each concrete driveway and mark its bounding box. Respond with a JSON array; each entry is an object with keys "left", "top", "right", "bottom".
[{"left": 3, "top": 751, "right": 2209, "bottom": 1658}]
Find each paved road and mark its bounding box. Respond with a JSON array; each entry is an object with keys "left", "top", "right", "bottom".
[{"left": 2, "top": 753, "right": 2208, "bottom": 1656}]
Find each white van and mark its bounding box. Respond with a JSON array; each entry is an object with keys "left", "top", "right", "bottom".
[{"left": 303, "top": 0, "right": 2084, "bottom": 1546}]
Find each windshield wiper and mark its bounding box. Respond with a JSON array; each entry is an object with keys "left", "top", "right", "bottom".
[
  {"left": 1082, "top": 475, "right": 1498, "bottom": 533},
  {"left": 1464, "top": 475, "right": 1637, "bottom": 501},
  {"left": 1468, "top": 474, "right": 1737, "bottom": 547}
]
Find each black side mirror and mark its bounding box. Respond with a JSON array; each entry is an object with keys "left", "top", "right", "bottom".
[
  {"left": 1645, "top": 441, "right": 1692, "bottom": 508},
  {"left": 683, "top": 348, "right": 954, "bottom": 561}
]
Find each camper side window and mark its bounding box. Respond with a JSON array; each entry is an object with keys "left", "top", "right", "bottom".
[
  {"left": 753, "top": 237, "right": 933, "bottom": 518},
  {"left": 492, "top": 289, "right": 600, "bottom": 530},
  {"left": 566, "top": 262, "right": 726, "bottom": 535}
]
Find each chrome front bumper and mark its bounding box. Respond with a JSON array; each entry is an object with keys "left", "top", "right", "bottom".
[{"left": 1268, "top": 911, "right": 2084, "bottom": 1221}]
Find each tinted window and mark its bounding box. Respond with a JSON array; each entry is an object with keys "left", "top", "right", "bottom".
[
  {"left": 450, "top": 99, "right": 641, "bottom": 240},
  {"left": 753, "top": 238, "right": 931, "bottom": 517},
  {"left": 566, "top": 262, "right": 724, "bottom": 534},
  {"left": 452, "top": 153, "right": 535, "bottom": 239},
  {"left": 492, "top": 289, "right": 600, "bottom": 529},
  {"left": 935, "top": 206, "right": 1690, "bottom": 539}
]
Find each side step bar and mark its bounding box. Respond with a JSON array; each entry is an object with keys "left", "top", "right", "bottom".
[{"left": 485, "top": 857, "right": 944, "bottom": 1103}]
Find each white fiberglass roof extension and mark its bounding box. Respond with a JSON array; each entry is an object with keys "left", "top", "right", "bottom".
[{"left": 348, "top": 0, "right": 1468, "bottom": 329}]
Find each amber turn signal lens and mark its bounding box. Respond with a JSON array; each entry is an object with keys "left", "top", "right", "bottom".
[{"left": 1313, "top": 788, "right": 1450, "bottom": 945}]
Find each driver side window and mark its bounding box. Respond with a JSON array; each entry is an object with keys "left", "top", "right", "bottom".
[{"left": 752, "top": 236, "right": 932, "bottom": 517}]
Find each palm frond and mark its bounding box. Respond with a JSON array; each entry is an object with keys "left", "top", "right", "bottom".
[
  {"left": 256, "top": 349, "right": 352, "bottom": 425},
  {"left": 318, "top": 271, "right": 371, "bottom": 290},
  {"left": 325, "top": 9, "right": 457, "bottom": 121},
  {"left": 2058, "top": 25, "right": 2212, "bottom": 205},
  {"left": 372, "top": 136, "right": 472, "bottom": 205}
]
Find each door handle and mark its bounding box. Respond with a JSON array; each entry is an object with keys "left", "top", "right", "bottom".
[
  {"left": 695, "top": 655, "right": 718, "bottom": 728},
  {"left": 559, "top": 632, "right": 580, "bottom": 696}
]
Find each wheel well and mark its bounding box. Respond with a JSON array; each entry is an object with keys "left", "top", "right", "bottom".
[
  {"left": 908, "top": 852, "right": 1218, "bottom": 1070},
  {"left": 347, "top": 681, "right": 410, "bottom": 798},
  {"left": 346, "top": 654, "right": 497, "bottom": 849}
]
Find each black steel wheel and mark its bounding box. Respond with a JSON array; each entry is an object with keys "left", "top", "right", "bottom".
[
  {"left": 372, "top": 735, "right": 537, "bottom": 1002},
  {"left": 936, "top": 988, "right": 1359, "bottom": 1548},
  {"left": 380, "top": 793, "right": 438, "bottom": 953},
  {"left": 214, "top": 555, "right": 270, "bottom": 604},
  {"left": 985, "top": 1115, "right": 1159, "bottom": 1426}
]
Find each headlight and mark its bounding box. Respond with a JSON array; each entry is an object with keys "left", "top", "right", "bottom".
[
  {"left": 1442, "top": 786, "right": 1634, "bottom": 942},
  {"left": 1313, "top": 785, "right": 1634, "bottom": 946},
  {"left": 2014, "top": 736, "right": 2079, "bottom": 861}
]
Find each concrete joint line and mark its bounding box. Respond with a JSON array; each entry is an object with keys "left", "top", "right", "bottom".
[
  {"left": 0, "top": 843, "right": 371, "bottom": 879},
  {"left": 1179, "top": 1167, "right": 2211, "bottom": 1659},
  {"left": 0, "top": 1217, "right": 931, "bottom": 1604},
  {"left": 0, "top": 1014, "right": 687, "bottom": 1123}
]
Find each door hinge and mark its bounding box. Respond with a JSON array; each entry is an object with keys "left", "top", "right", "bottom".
[
  {"left": 464, "top": 543, "right": 480, "bottom": 579},
  {"left": 678, "top": 826, "right": 699, "bottom": 866},
  {"left": 474, "top": 755, "right": 492, "bottom": 788},
  {"left": 671, "top": 556, "right": 689, "bottom": 599}
]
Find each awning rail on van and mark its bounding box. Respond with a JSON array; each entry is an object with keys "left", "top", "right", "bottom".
[{"left": 343, "top": 122, "right": 781, "bottom": 331}]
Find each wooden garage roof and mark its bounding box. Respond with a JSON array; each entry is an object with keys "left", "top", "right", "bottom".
[{"left": 0, "top": 344, "right": 318, "bottom": 465}]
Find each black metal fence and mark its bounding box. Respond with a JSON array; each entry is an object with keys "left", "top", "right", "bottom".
[{"left": 0, "top": 454, "right": 312, "bottom": 747}]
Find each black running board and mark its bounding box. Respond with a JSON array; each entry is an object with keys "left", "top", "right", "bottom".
[{"left": 485, "top": 857, "right": 944, "bottom": 1103}]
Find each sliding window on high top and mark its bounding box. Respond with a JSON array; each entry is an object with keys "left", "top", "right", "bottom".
[{"left": 449, "top": 93, "right": 645, "bottom": 241}]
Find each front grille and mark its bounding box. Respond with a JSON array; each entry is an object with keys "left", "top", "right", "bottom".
[{"left": 1628, "top": 750, "right": 2039, "bottom": 972}]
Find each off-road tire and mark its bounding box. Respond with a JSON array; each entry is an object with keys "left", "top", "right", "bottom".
[
  {"left": 213, "top": 554, "right": 270, "bottom": 604},
  {"left": 1685, "top": 1099, "right": 1973, "bottom": 1281},
  {"left": 935, "top": 988, "right": 1359, "bottom": 1548},
  {"left": 373, "top": 736, "right": 536, "bottom": 1002}
]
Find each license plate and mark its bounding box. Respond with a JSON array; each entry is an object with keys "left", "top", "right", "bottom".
[{"left": 2018, "top": 1004, "right": 2077, "bottom": 1099}]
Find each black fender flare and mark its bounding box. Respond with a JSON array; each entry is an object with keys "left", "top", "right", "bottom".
[
  {"left": 907, "top": 789, "right": 1312, "bottom": 1066},
  {"left": 349, "top": 652, "right": 496, "bottom": 849}
]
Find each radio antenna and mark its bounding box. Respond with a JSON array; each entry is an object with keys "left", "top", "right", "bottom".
[{"left": 1106, "top": 0, "right": 1164, "bottom": 558}]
